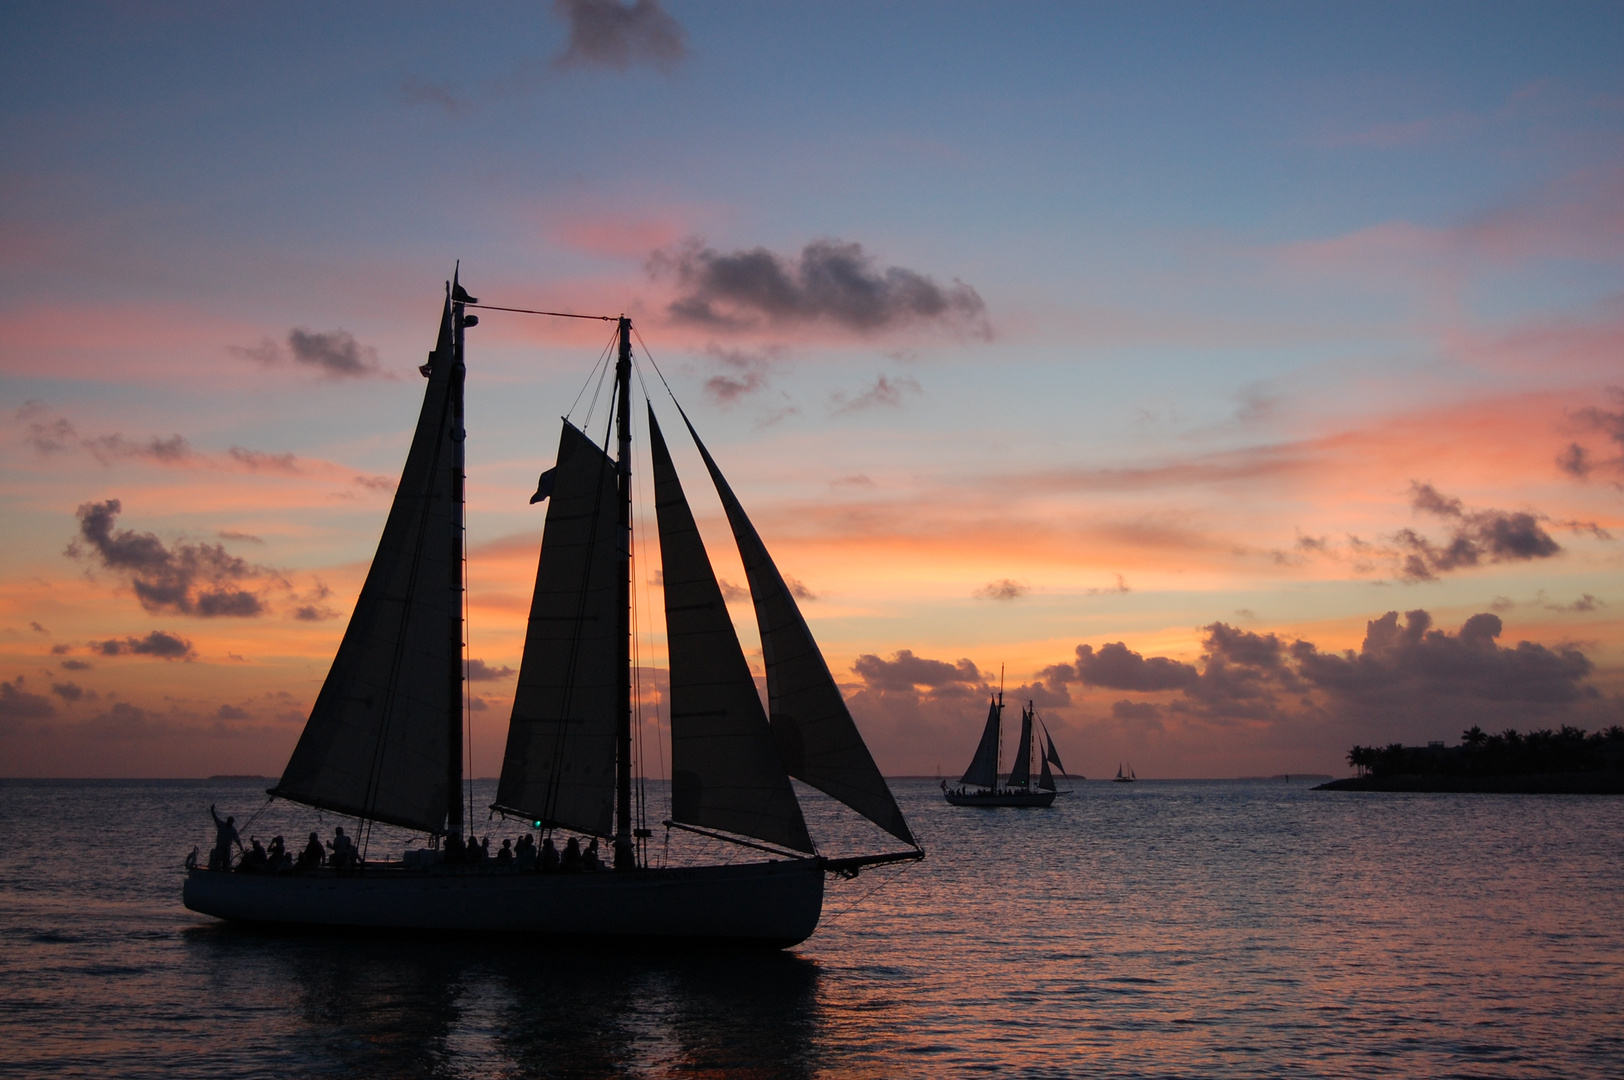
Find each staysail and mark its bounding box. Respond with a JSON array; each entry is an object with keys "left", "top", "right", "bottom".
[
  {"left": 648, "top": 409, "right": 814, "bottom": 854},
  {"left": 493, "top": 421, "right": 621, "bottom": 836},
  {"left": 682, "top": 417, "right": 916, "bottom": 848},
  {"left": 273, "top": 299, "right": 462, "bottom": 834},
  {"left": 1008, "top": 704, "right": 1033, "bottom": 787},
  {"left": 960, "top": 696, "right": 1001, "bottom": 788}
]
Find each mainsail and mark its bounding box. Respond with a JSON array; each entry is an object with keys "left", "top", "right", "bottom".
[
  {"left": 1008, "top": 704, "right": 1034, "bottom": 787},
  {"left": 960, "top": 696, "right": 1001, "bottom": 788},
  {"left": 493, "top": 421, "right": 621, "bottom": 836},
  {"left": 273, "top": 299, "right": 462, "bottom": 834},
  {"left": 648, "top": 409, "right": 814, "bottom": 854},
  {"left": 683, "top": 416, "right": 917, "bottom": 848}
]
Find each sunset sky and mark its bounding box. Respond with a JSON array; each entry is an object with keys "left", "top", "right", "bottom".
[{"left": 3, "top": 1, "right": 1622, "bottom": 782}]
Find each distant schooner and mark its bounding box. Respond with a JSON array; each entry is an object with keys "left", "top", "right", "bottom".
[
  {"left": 943, "top": 690, "right": 1071, "bottom": 807},
  {"left": 183, "top": 273, "right": 922, "bottom": 946}
]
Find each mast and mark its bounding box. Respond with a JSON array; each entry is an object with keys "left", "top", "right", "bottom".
[
  {"left": 447, "top": 274, "right": 472, "bottom": 839},
  {"left": 995, "top": 686, "right": 1003, "bottom": 791},
  {"left": 614, "top": 316, "right": 634, "bottom": 869}
]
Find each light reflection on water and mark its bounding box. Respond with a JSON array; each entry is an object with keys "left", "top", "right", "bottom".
[{"left": 1, "top": 778, "right": 1620, "bottom": 1078}]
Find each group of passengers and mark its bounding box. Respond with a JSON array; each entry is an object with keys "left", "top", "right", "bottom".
[
  {"left": 192, "top": 806, "right": 363, "bottom": 874},
  {"left": 194, "top": 804, "right": 606, "bottom": 874},
  {"left": 444, "top": 832, "right": 604, "bottom": 873}
]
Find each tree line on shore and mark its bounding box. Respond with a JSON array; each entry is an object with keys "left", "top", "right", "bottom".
[{"left": 1347, "top": 725, "right": 1624, "bottom": 779}]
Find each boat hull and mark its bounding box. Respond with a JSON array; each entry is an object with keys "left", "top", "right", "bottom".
[
  {"left": 943, "top": 789, "right": 1056, "bottom": 808},
  {"left": 183, "top": 859, "right": 824, "bottom": 947}
]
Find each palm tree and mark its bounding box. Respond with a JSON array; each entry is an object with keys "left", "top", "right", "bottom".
[{"left": 1462, "top": 725, "right": 1487, "bottom": 748}]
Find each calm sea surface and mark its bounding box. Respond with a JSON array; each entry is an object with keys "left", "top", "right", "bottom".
[{"left": 1, "top": 777, "right": 1620, "bottom": 1078}]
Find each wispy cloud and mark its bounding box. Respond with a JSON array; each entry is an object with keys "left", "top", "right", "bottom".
[
  {"left": 975, "top": 579, "right": 1026, "bottom": 601},
  {"left": 830, "top": 374, "right": 921, "bottom": 414}
]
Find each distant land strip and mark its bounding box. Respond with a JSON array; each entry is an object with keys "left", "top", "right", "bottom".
[{"left": 1319, "top": 725, "right": 1624, "bottom": 794}]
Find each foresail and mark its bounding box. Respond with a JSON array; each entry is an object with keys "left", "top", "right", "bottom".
[
  {"left": 1043, "top": 725, "right": 1066, "bottom": 772},
  {"left": 960, "top": 698, "right": 1001, "bottom": 788},
  {"left": 494, "top": 421, "right": 619, "bottom": 837},
  {"left": 649, "top": 409, "right": 813, "bottom": 854},
  {"left": 1009, "top": 706, "right": 1033, "bottom": 787},
  {"left": 273, "top": 299, "right": 459, "bottom": 834},
  {"left": 684, "top": 417, "right": 916, "bottom": 848},
  {"left": 1038, "top": 754, "right": 1056, "bottom": 791}
]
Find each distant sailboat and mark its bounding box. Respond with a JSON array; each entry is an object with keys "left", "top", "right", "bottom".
[
  {"left": 942, "top": 692, "right": 1070, "bottom": 807},
  {"left": 1113, "top": 762, "right": 1136, "bottom": 783},
  {"left": 183, "top": 274, "right": 922, "bottom": 947}
]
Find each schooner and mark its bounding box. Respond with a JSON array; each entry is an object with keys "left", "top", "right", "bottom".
[{"left": 183, "top": 274, "right": 922, "bottom": 946}]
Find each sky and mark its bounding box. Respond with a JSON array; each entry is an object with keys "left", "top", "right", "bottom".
[{"left": 2, "top": 1, "right": 1623, "bottom": 781}]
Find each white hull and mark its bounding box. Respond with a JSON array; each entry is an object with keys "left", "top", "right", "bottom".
[{"left": 184, "top": 859, "right": 824, "bottom": 947}]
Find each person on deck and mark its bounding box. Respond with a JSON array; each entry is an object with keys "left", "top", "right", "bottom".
[
  {"left": 241, "top": 838, "right": 268, "bottom": 873},
  {"left": 209, "top": 805, "right": 242, "bottom": 871},
  {"left": 328, "top": 826, "right": 356, "bottom": 870},
  {"left": 515, "top": 834, "right": 536, "bottom": 870},
  {"left": 496, "top": 839, "right": 513, "bottom": 867},
  {"left": 267, "top": 835, "right": 287, "bottom": 870},
  {"left": 583, "top": 838, "right": 601, "bottom": 872},
  {"left": 561, "top": 837, "right": 583, "bottom": 873},
  {"left": 539, "top": 837, "right": 559, "bottom": 873},
  {"left": 296, "top": 832, "right": 324, "bottom": 871}
]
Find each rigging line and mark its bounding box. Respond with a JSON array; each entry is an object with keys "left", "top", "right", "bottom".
[
  {"left": 821, "top": 858, "right": 918, "bottom": 923},
  {"left": 578, "top": 328, "right": 618, "bottom": 431},
  {"left": 462, "top": 302, "right": 615, "bottom": 321},
  {"left": 630, "top": 325, "right": 675, "bottom": 400}
]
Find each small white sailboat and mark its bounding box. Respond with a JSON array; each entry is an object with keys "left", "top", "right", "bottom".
[{"left": 184, "top": 273, "right": 922, "bottom": 946}]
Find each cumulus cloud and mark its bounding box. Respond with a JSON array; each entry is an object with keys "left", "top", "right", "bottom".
[
  {"left": 93, "top": 631, "right": 196, "bottom": 660},
  {"left": 233, "top": 329, "right": 385, "bottom": 379},
  {"left": 1043, "top": 609, "right": 1598, "bottom": 733},
  {"left": 1394, "top": 482, "right": 1561, "bottom": 581},
  {"left": 51, "top": 682, "right": 87, "bottom": 702},
  {"left": 975, "top": 579, "right": 1026, "bottom": 601},
  {"left": 1050, "top": 642, "right": 1201, "bottom": 693},
  {"left": 67, "top": 500, "right": 271, "bottom": 617},
  {"left": 653, "top": 238, "right": 990, "bottom": 336},
  {"left": 1111, "top": 700, "right": 1163, "bottom": 721},
  {"left": 554, "top": 0, "right": 686, "bottom": 72},
  {"left": 0, "top": 678, "right": 56, "bottom": 725},
  {"left": 852, "top": 650, "right": 981, "bottom": 691},
  {"left": 466, "top": 659, "right": 517, "bottom": 682}
]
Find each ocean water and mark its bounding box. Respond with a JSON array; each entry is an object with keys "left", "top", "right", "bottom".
[{"left": 1, "top": 777, "right": 1620, "bottom": 1079}]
